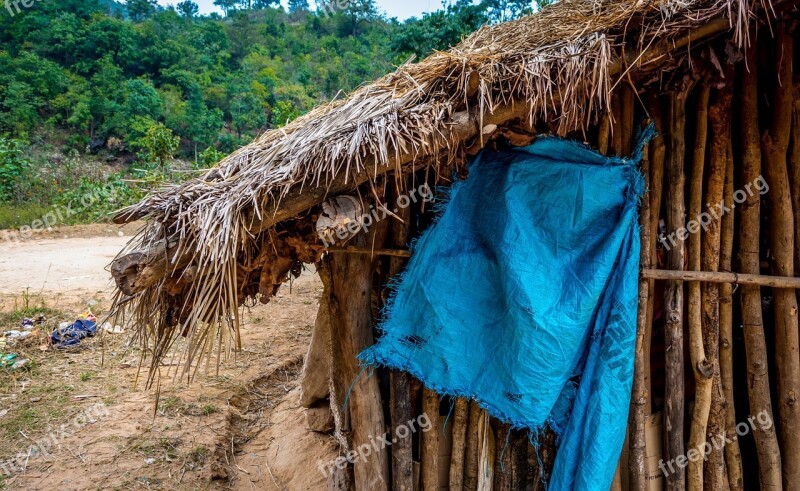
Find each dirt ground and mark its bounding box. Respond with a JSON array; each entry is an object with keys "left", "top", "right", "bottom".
[{"left": 0, "top": 224, "right": 335, "bottom": 490}]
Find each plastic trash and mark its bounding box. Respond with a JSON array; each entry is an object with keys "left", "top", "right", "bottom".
[
  {"left": 0, "top": 353, "right": 17, "bottom": 368},
  {"left": 102, "top": 322, "right": 125, "bottom": 334}
]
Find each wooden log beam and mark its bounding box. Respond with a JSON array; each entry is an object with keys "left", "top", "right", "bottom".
[
  {"left": 328, "top": 246, "right": 412, "bottom": 258},
  {"left": 642, "top": 269, "right": 800, "bottom": 288},
  {"left": 299, "top": 285, "right": 332, "bottom": 408},
  {"left": 328, "top": 229, "right": 390, "bottom": 490}
]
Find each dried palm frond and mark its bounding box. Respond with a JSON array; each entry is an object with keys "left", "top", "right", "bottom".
[{"left": 108, "top": 0, "right": 767, "bottom": 382}]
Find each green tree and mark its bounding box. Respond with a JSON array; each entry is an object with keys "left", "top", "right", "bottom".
[
  {"left": 288, "top": 0, "right": 309, "bottom": 13},
  {"left": 252, "top": 0, "right": 280, "bottom": 8},
  {"left": 230, "top": 90, "right": 267, "bottom": 137},
  {"left": 341, "top": 0, "right": 380, "bottom": 36},
  {"left": 214, "top": 0, "right": 237, "bottom": 16},
  {"left": 0, "top": 137, "right": 31, "bottom": 202},
  {"left": 177, "top": 0, "right": 199, "bottom": 17},
  {"left": 126, "top": 0, "right": 157, "bottom": 21},
  {"left": 133, "top": 122, "right": 180, "bottom": 166}
]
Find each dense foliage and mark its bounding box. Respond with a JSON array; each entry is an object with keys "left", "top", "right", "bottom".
[{"left": 0, "top": 0, "right": 545, "bottom": 228}]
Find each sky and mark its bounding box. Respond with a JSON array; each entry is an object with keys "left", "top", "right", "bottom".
[{"left": 156, "top": 0, "right": 448, "bottom": 20}]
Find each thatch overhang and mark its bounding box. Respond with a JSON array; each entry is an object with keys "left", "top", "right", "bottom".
[{"left": 108, "top": 0, "right": 790, "bottom": 379}]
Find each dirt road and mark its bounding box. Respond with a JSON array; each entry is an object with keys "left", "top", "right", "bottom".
[
  {"left": 0, "top": 236, "right": 127, "bottom": 294},
  {"left": 0, "top": 225, "right": 332, "bottom": 490}
]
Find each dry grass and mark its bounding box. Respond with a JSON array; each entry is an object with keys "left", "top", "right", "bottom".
[{"left": 108, "top": 0, "right": 764, "bottom": 380}]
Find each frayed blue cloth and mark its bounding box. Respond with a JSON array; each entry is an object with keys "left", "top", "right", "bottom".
[
  {"left": 360, "top": 130, "right": 651, "bottom": 490},
  {"left": 52, "top": 319, "right": 96, "bottom": 348}
]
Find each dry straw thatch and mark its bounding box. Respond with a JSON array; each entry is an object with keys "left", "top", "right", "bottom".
[{"left": 109, "top": 0, "right": 761, "bottom": 381}]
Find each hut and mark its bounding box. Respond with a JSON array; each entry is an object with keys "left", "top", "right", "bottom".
[{"left": 109, "top": 0, "right": 800, "bottom": 489}]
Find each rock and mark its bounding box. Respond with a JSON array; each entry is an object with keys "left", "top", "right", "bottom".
[{"left": 305, "top": 405, "right": 334, "bottom": 433}]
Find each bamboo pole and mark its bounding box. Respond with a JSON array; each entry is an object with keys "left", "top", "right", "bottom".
[
  {"left": 738, "top": 42, "right": 783, "bottom": 490},
  {"left": 721, "top": 128, "right": 743, "bottom": 490},
  {"left": 630, "top": 121, "right": 652, "bottom": 491},
  {"left": 762, "top": 22, "right": 800, "bottom": 488},
  {"left": 664, "top": 88, "right": 689, "bottom": 491},
  {"left": 687, "top": 83, "right": 712, "bottom": 491},
  {"left": 703, "top": 77, "right": 733, "bottom": 490}
]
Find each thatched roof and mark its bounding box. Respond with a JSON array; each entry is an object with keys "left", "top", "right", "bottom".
[{"left": 109, "top": 0, "right": 774, "bottom": 380}]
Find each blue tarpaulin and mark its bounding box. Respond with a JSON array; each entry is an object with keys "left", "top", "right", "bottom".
[
  {"left": 360, "top": 132, "right": 650, "bottom": 490},
  {"left": 52, "top": 319, "right": 97, "bottom": 348}
]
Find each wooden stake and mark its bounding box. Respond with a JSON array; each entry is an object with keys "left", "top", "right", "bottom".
[
  {"left": 388, "top": 181, "right": 414, "bottom": 491},
  {"left": 464, "top": 400, "right": 481, "bottom": 490},
  {"left": 647, "top": 93, "right": 665, "bottom": 416},
  {"left": 611, "top": 93, "right": 623, "bottom": 156},
  {"left": 598, "top": 112, "right": 611, "bottom": 156},
  {"left": 738, "top": 41, "right": 783, "bottom": 490},
  {"left": 510, "top": 430, "right": 528, "bottom": 491},
  {"left": 421, "top": 389, "right": 440, "bottom": 490},
  {"left": 621, "top": 84, "right": 635, "bottom": 155},
  {"left": 493, "top": 421, "right": 513, "bottom": 490},
  {"left": 630, "top": 121, "right": 652, "bottom": 491},
  {"left": 687, "top": 83, "right": 711, "bottom": 491},
  {"left": 449, "top": 398, "right": 470, "bottom": 490},
  {"left": 762, "top": 22, "right": 800, "bottom": 488},
  {"left": 703, "top": 78, "right": 733, "bottom": 489},
  {"left": 664, "top": 88, "right": 689, "bottom": 491},
  {"left": 720, "top": 125, "right": 743, "bottom": 490}
]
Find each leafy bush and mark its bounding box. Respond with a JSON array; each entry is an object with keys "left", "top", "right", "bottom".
[
  {"left": 196, "top": 146, "right": 225, "bottom": 169},
  {"left": 131, "top": 122, "right": 180, "bottom": 166},
  {"left": 0, "top": 137, "right": 31, "bottom": 203}
]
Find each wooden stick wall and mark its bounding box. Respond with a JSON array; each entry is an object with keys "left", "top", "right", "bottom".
[{"left": 300, "top": 19, "right": 800, "bottom": 491}]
